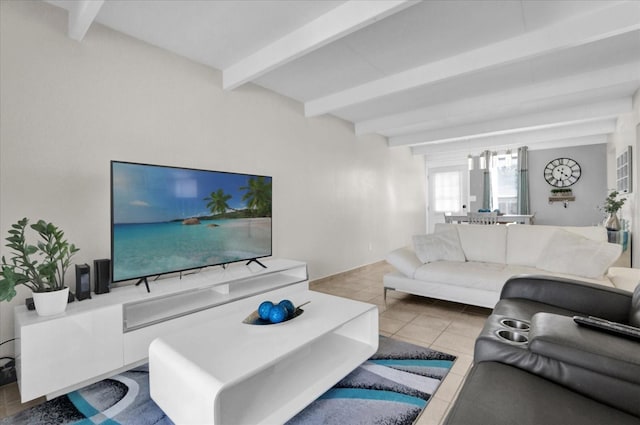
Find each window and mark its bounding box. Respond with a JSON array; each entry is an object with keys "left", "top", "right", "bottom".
[
  {"left": 491, "top": 154, "right": 518, "bottom": 214},
  {"left": 433, "top": 171, "right": 461, "bottom": 212}
]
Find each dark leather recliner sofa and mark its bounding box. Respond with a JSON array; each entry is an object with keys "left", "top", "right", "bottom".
[{"left": 444, "top": 275, "right": 640, "bottom": 425}]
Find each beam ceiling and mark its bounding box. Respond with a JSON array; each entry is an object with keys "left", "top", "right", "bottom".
[{"left": 46, "top": 0, "right": 640, "bottom": 158}]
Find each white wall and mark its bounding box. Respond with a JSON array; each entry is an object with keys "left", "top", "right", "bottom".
[
  {"left": 608, "top": 89, "right": 640, "bottom": 268},
  {"left": 0, "top": 2, "right": 426, "bottom": 354}
]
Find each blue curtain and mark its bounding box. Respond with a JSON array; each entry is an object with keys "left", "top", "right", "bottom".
[
  {"left": 482, "top": 170, "right": 492, "bottom": 210},
  {"left": 482, "top": 151, "right": 492, "bottom": 210},
  {"left": 517, "top": 146, "right": 530, "bottom": 214}
]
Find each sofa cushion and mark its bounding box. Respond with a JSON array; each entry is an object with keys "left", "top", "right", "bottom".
[
  {"left": 385, "top": 246, "right": 422, "bottom": 278},
  {"left": 506, "top": 225, "right": 561, "bottom": 267},
  {"left": 454, "top": 224, "right": 507, "bottom": 264},
  {"left": 537, "top": 230, "right": 621, "bottom": 279},
  {"left": 412, "top": 227, "right": 465, "bottom": 263},
  {"left": 564, "top": 225, "right": 609, "bottom": 242},
  {"left": 607, "top": 267, "right": 640, "bottom": 292},
  {"left": 413, "top": 261, "right": 511, "bottom": 292},
  {"left": 506, "top": 225, "right": 608, "bottom": 267}
]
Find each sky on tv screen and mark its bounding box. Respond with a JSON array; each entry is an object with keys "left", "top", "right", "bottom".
[{"left": 112, "top": 162, "right": 270, "bottom": 224}]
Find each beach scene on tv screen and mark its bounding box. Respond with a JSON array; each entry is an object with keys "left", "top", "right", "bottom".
[{"left": 112, "top": 162, "right": 272, "bottom": 282}]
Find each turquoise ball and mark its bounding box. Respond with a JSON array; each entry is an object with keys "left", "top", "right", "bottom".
[
  {"left": 258, "top": 301, "right": 274, "bottom": 320},
  {"left": 269, "top": 305, "right": 287, "bottom": 323},
  {"left": 278, "top": 299, "right": 295, "bottom": 318}
]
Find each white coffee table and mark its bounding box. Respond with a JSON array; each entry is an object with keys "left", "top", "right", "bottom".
[{"left": 149, "top": 289, "right": 378, "bottom": 425}]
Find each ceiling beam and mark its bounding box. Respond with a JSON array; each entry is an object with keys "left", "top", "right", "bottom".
[
  {"left": 389, "top": 98, "right": 631, "bottom": 147},
  {"left": 410, "top": 120, "right": 617, "bottom": 156},
  {"left": 524, "top": 135, "right": 610, "bottom": 152},
  {"left": 355, "top": 63, "right": 640, "bottom": 136},
  {"left": 305, "top": 1, "right": 640, "bottom": 117},
  {"left": 422, "top": 135, "right": 608, "bottom": 165},
  {"left": 222, "top": 0, "right": 417, "bottom": 90},
  {"left": 67, "top": 0, "right": 104, "bottom": 41}
]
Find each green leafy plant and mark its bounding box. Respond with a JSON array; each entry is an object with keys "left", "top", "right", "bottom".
[
  {"left": 550, "top": 188, "right": 572, "bottom": 194},
  {"left": 0, "top": 218, "right": 79, "bottom": 302},
  {"left": 603, "top": 190, "right": 626, "bottom": 214}
]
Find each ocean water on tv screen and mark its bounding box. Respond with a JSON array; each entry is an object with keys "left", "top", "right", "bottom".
[{"left": 112, "top": 218, "right": 271, "bottom": 282}]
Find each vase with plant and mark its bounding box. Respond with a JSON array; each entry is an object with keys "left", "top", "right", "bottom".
[
  {"left": 602, "top": 190, "right": 626, "bottom": 231},
  {"left": 0, "top": 218, "right": 79, "bottom": 316}
]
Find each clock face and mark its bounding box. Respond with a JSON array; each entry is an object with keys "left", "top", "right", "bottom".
[{"left": 544, "top": 158, "right": 581, "bottom": 187}]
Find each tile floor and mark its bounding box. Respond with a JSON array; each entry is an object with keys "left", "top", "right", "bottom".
[
  {"left": 0, "top": 261, "right": 491, "bottom": 424},
  {"left": 310, "top": 261, "right": 491, "bottom": 425}
]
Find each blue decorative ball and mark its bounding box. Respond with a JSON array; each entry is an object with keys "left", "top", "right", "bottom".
[
  {"left": 269, "top": 305, "right": 288, "bottom": 323},
  {"left": 278, "top": 299, "right": 295, "bottom": 318},
  {"left": 258, "top": 301, "right": 274, "bottom": 320}
]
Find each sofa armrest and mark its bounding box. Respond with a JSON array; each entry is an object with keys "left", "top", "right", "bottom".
[
  {"left": 608, "top": 267, "right": 640, "bottom": 292},
  {"left": 385, "top": 247, "right": 422, "bottom": 278},
  {"left": 500, "top": 275, "right": 632, "bottom": 323},
  {"left": 529, "top": 313, "right": 640, "bottom": 385}
]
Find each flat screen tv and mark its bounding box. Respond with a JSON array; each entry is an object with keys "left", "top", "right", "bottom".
[{"left": 110, "top": 161, "right": 272, "bottom": 286}]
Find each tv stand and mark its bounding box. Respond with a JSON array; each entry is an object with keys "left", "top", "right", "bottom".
[
  {"left": 13, "top": 258, "right": 307, "bottom": 402},
  {"left": 246, "top": 258, "right": 267, "bottom": 268},
  {"left": 135, "top": 276, "right": 151, "bottom": 293}
]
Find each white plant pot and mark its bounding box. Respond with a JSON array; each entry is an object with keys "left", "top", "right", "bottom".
[{"left": 32, "top": 287, "right": 69, "bottom": 317}]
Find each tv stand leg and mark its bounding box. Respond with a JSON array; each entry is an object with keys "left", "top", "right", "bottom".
[
  {"left": 246, "top": 259, "right": 267, "bottom": 269},
  {"left": 135, "top": 277, "right": 151, "bottom": 293}
]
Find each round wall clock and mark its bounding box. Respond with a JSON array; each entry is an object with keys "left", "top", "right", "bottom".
[{"left": 544, "top": 157, "right": 581, "bottom": 187}]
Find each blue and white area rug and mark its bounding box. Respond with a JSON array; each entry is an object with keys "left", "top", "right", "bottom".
[{"left": 1, "top": 336, "right": 455, "bottom": 425}]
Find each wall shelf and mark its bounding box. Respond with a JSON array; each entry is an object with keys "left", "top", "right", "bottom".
[{"left": 548, "top": 196, "right": 575, "bottom": 202}]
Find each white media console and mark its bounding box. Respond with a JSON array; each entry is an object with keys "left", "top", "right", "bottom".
[{"left": 14, "top": 258, "right": 308, "bottom": 402}]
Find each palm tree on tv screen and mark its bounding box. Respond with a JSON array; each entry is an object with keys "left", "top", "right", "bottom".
[
  {"left": 240, "top": 177, "right": 272, "bottom": 217},
  {"left": 204, "top": 189, "right": 232, "bottom": 217}
]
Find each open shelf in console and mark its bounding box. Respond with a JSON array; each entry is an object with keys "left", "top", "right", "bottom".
[
  {"left": 123, "top": 260, "right": 307, "bottom": 332},
  {"left": 218, "top": 333, "right": 373, "bottom": 424}
]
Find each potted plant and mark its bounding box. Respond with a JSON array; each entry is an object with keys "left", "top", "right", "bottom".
[
  {"left": 550, "top": 188, "right": 573, "bottom": 197},
  {"left": 602, "top": 190, "right": 626, "bottom": 231},
  {"left": 0, "top": 218, "right": 79, "bottom": 316}
]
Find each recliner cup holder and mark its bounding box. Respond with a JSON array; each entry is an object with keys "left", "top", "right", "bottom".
[
  {"left": 496, "top": 329, "right": 529, "bottom": 345},
  {"left": 499, "top": 318, "right": 530, "bottom": 332}
]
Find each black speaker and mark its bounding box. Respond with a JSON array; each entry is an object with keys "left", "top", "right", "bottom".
[
  {"left": 94, "top": 258, "right": 111, "bottom": 294},
  {"left": 75, "top": 263, "right": 91, "bottom": 301}
]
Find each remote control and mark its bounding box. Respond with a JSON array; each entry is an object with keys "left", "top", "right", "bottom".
[{"left": 573, "top": 316, "right": 640, "bottom": 341}]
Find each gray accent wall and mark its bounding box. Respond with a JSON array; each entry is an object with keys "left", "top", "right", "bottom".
[
  {"left": 468, "top": 144, "right": 608, "bottom": 226},
  {"left": 528, "top": 144, "right": 607, "bottom": 226},
  {"left": 469, "top": 168, "right": 485, "bottom": 212}
]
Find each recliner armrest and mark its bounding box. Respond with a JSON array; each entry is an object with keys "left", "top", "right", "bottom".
[
  {"left": 529, "top": 313, "right": 640, "bottom": 385},
  {"left": 500, "top": 275, "right": 632, "bottom": 322}
]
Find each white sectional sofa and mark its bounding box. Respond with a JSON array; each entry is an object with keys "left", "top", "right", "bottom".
[{"left": 384, "top": 224, "right": 631, "bottom": 308}]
